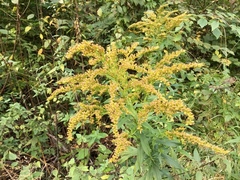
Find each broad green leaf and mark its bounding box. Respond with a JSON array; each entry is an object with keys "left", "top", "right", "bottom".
[
  {"left": 212, "top": 28, "right": 222, "bottom": 39},
  {"left": 162, "top": 154, "right": 182, "bottom": 169},
  {"left": 236, "top": 27, "right": 240, "bottom": 37},
  {"left": 120, "top": 146, "right": 138, "bottom": 163},
  {"left": 19, "top": 165, "right": 31, "bottom": 179},
  {"left": 52, "top": 169, "right": 58, "bottom": 177},
  {"left": 223, "top": 159, "right": 232, "bottom": 175},
  {"left": 187, "top": 74, "right": 196, "bottom": 81},
  {"left": 197, "top": 18, "right": 208, "bottom": 28},
  {"left": 135, "top": 146, "right": 144, "bottom": 173},
  {"left": 173, "top": 34, "right": 182, "bottom": 42},
  {"left": 71, "top": 167, "right": 82, "bottom": 180},
  {"left": 79, "top": 165, "right": 89, "bottom": 172},
  {"left": 8, "top": 151, "right": 18, "bottom": 160},
  {"left": 196, "top": 171, "right": 203, "bottom": 180},
  {"left": 117, "top": 5, "right": 123, "bottom": 14},
  {"left": 0, "top": 29, "right": 8, "bottom": 35},
  {"left": 193, "top": 148, "right": 201, "bottom": 163},
  {"left": 76, "top": 148, "right": 89, "bottom": 160},
  {"left": 140, "top": 134, "right": 151, "bottom": 156},
  {"left": 210, "top": 20, "right": 220, "bottom": 31}
]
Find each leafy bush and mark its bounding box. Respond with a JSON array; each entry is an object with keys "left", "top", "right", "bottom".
[
  {"left": 1, "top": 0, "right": 239, "bottom": 179},
  {"left": 48, "top": 6, "right": 230, "bottom": 179}
]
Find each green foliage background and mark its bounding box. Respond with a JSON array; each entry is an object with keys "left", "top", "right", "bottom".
[{"left": 0, "top": 0, "right": 239, "bottom": 179}]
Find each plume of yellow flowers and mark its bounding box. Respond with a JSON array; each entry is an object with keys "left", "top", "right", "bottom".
[
  {"left": 129, "top": 4, "right": 188, "bottom": 43},
  {"left": 167, "top": 128, "right": 230, "bottom": 154},
  {"left": 48, "top": 39, "right": 205, "bottom": 161},
  {"left": 48, "top": 5, "right": 229, "bottom": 162}
]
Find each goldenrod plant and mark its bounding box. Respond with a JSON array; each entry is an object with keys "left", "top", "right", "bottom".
[{"left": 48, "top": 5, "right": 230, "bottom": 179}]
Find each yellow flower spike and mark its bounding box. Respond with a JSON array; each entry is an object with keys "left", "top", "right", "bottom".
[
  {"left": 167, "top": 130, "right": 230, "bottom": 155},
  {"left": 109, "top": 132, "right": 131, "bottom": 163}
]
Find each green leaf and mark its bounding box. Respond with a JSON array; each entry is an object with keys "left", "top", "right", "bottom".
[
  {"left": 11, "top": 0, "right": 19, "bottom": 4},
  {"left": 27, "top": 14, "right": 34, "bottom": 20},
  {"left": 210, "top": 20, "right": 220, "bottom": 31},
  {"left": 196, "top": 171, "right": 203, "bottom": 180},
  {"left": 117, "top": 5, "right": 123, "bottom": 14},
  {"left": 212, "top": 28, "right": 222, "bottom": 39},
  {"left": 79, "top": 165, "right": 89, "bottom": 172},
  {"left": 120, "top": 146, "right": 138, "bottom": 163},
  {"left": 223, "top": 159, "right": 232, "bottom": 175},
  {"left": 8, "top": 151, "right": 18, "bottom": 160},
  {"left": 225, "top": 137, "right": 240, "bottom": 144},
  {"left": 140, "top": 134, "right": 151, "bottom": 156},
  {"left": 135, "top": 146, "right": 144, "bottom": 173},
  {"left": 173, "top": 34, "right": 182, "bottom": 42},
  {"left": 25, "top": 26, "right": 32, "bottom": 33},
  {"left": 97, "top": 8, "right": 102, "bottom": 17},
  {"left": 76, "top": 148, "right": 89, "bottom": 160},
  {"left": 44, "top": 39, "right": 51, "bottom": 49},
  {"left": 162, "top": 154, "right": 182, "bottom": 169},
  {"left": 193, "top": 148, "right": 201, "bottom": 163},
  {"left": 187, "top": 74, "right": 196, "bottom": 81},
  {"left": 0, "top": 29, "right": 8, "bottom": 35},
  {"left": 197, "top": 18, "right": 208, "bottom": 28}
]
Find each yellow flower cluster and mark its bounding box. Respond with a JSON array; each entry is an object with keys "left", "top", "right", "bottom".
[
  {"left": 67, "top": 102, "right": 104, "bottom": 141},
  {"left": 48, "top": 38, "right": 207, "bottom": 162},
  {"left": 110, "top": 132, "right": 131, "bottom": 162},
  {"left": 167, "top": 130, "right": 230, "bottom": 154},
  {"left": 105, "top": 100, "right": 132, "bottom": 162},
  {"left": 65, "top": 40, "right": 105, "bottom": 61},
  {"left": 48, "top": 5, "right": 209, "bottom": 162},
  {"left": 129, "top": 5, "right": 189, "bottom": 42}
]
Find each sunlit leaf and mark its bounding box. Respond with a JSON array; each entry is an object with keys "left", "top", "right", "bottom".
[
  {"left": 11, "top": 0, "right": 19, "bottom": 4},
  {"left": 39, "top": 34, "right": 43, "bottom": 40},
  {"left": 8, "top": 151, "right": 17, "bottom": 160},
  {"left": 210, "top": 20, "right": 220, "bottom": 31},
  {"left": 38, "top": 48, "right": 43, "bottom": 56},
  {"left": 101, "top": 175, "right": 110, "bottom": 180},
  {"left": 25, "top": 26, "right": 32, "bottom": 33},
  {"left": 97, "top": 8, "right": 102, "bottom": 17},
  {"left": 212, "top": 28, "right": 222, "bottom": 39},
  {"left": 197, "top": 18, "right": 208, "bottom": 28},
  {"left": 0, "top": 29, "right": 8, "bottom": 35},
  {"left": 193, "top": 148, "right": 201, "bottom": 163},
  {"left": 27, "top": 14, "right": 34, "bottom": 20},
  {"left": 196, "top": 171, "right": 203, "bottom": 180}
]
